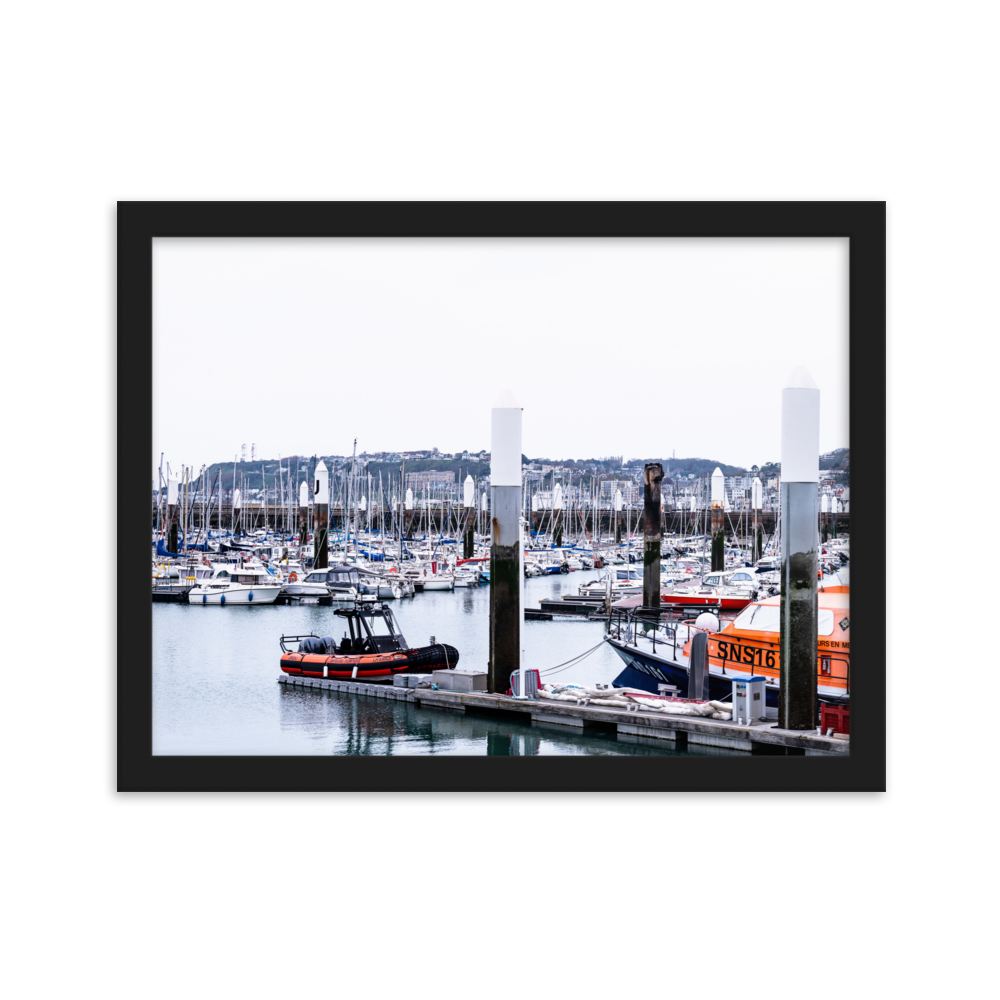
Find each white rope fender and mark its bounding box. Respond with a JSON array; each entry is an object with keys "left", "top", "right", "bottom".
[{"left": 540, "top": 684, "right": 733, "bottom": 721}]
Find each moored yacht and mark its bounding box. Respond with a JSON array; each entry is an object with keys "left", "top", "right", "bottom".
[{"left": 188, "top": 564, "right": 283, "bottom": 605}]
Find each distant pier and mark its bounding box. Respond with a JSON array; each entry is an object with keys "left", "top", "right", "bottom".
[{"left": 155, "top": 502, "right": 848, "bottom": 539}]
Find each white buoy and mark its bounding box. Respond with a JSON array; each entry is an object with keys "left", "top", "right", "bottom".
[{"left": 695, "top": 612, "right": 720, "bottom": 633}]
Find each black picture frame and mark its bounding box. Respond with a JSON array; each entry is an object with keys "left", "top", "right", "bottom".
[{"left": 119, "top": 201, "right": 885, "bottom": 792}]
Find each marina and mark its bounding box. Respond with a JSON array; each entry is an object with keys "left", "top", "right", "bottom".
[
  {"left": 148, "top": 241, "right": 853, "bottom": 763},
  {"left": 153, "top": 407, "right": 851, "bottom": 757}
]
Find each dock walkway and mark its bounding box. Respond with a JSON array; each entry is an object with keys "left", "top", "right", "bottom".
[{"left": 277, "top": 674, "right": 847, "bottom": 755}]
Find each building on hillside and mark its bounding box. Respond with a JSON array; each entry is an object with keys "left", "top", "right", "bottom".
[{"left": 405, "top": 471, "right": 456, "bottom": 490}]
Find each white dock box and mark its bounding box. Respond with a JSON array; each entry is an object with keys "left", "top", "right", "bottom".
[{"left": 732, "top": 676, "right": 767, "bottom": 724}]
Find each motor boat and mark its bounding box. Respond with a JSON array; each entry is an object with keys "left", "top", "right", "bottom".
[
  {"left": 606, "top": 590, "right": 850, "bottom": 707},
  {"left": 660, "top": 568, "right": 761, "bottom": 610},
  {"left": 279, "top": 601, "right": 460, "bottom": 680},
  {"left": 188, "top": 563, "right": 283, "bottom": 605},
  {"left": 577, "top": 568, "right": 645, "bottom": 598}
]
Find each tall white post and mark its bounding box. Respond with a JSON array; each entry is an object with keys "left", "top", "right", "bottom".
[
  {"left": 489, "top": 389, "right": 523, "bottom": 696},
  {"left": 779, "top": 366, "right": 820, "bottom": 730}
]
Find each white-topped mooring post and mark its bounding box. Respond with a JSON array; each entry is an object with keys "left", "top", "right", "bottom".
[
  {"left": 643, "top": 464, "right": 664, "bottom": 608},
  {"left": 552, "top": 482, "right": 564, "bottom": 547},
  {"left": 166, "top": 474, "right": 180, "bottom": 553},
  {"left": 752, "top": 476, "right": 763, "bottom": 562},
  {"left": 298, "top": 480, "right": 309, "bottom": 546},
  {"left": 711, "top": 466, "right": 725, "bottom": 571},
  {"left": 518, "top": 512, "right": 528, "bottom": 700},
  {"left": 489, "top": 389, "right": 523, "bottom": 696},
  {"left": 779, "top": 366, "right": 820, "bottom": 730},
  {"left": 463, "top": 474, "right": 475, "bottom": 558},
  {"left": 314, "top": 460, "right": 329, "bottom": 569},
  {"left": 232, "top": 486, "right": 241, "bottom": 536}
]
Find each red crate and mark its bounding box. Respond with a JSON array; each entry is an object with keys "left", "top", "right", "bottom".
[{"left": 820, "top": 702, "right": 850, "bottom": 735}]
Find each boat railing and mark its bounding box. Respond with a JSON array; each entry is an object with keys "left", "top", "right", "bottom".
[
  {"left": 610, "top": 607, "right": 849, "bottom": 691},
  {"left": 819, "top": 652, "right": 850, "bottom": 694},
  {"left": 279, "top": 633, "right": 320, "bottom": 654},
  {"left": 609, "top": 606, "right": 701, "bottom": 663}
]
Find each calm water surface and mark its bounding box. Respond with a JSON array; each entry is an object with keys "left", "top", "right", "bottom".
[{"left": 153, "top": 573, "right": 722, "bottom": 756}]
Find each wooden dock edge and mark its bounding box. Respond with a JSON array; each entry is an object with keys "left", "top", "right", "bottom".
[{"left": 277, "top": 675, "right": 848, "bottom": 754}]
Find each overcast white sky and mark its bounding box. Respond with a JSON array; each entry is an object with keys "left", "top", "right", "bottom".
[{"left": 153, "top": 237, "right": 848, "bottom": 478}]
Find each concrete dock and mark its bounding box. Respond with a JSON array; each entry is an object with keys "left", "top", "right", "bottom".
[{"left": 277, "top": 674, "right": 848, "bottom": 755}]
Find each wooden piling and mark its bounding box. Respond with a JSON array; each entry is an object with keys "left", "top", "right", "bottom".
[
  {"left": 643, "top": 463, "right": 663, "bottom": 607},
  {"left": 711, "top": 506, "right": 724, "bottom": 571}
]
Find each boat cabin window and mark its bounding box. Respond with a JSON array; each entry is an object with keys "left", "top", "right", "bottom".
[
  {"left": 817, "top": 610, "right": 835, "bottom": 636},
  {"left": 305, "top": 572, "right": 327, "bottom": 583},
  {"left": 731, "top": 605, "right": 837, "bottom": 636},
  {"left": 730, "top": 572, "right": 753, "bottom": 584},
  {"left": 705, "top": 575, "right": 722, "bottom": 586}
]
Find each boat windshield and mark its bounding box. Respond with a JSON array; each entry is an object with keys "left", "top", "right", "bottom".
[
  {"left": 731, "top": 605, "right": 836, "bottom": 636},
  {"left": 363, "top": 609, "right": 407, "bottom": 649}
]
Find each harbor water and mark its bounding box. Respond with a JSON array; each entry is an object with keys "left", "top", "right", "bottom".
[{"left": 152, "top": 572, "right": 724, "bottom": 756}]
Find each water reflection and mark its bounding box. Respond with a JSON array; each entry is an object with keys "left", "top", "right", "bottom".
[{"left": 154, "top": 574, "right": 727, "bottom": 756}]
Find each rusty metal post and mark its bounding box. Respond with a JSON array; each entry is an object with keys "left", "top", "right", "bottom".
[
  {"left": 711, "top": 507, "right": 724, "bottom": 571},
  {"left": 643, "top": 463, "right": 663, "bottom": 607}
]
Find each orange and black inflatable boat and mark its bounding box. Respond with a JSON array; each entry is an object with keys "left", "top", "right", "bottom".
[{"left": 279, "top": 602, "right": 459, "bottom": 680}]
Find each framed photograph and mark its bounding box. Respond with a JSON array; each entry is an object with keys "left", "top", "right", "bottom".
[{"left": 118, "top": 202, "right": 885, "bottom": 791}]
